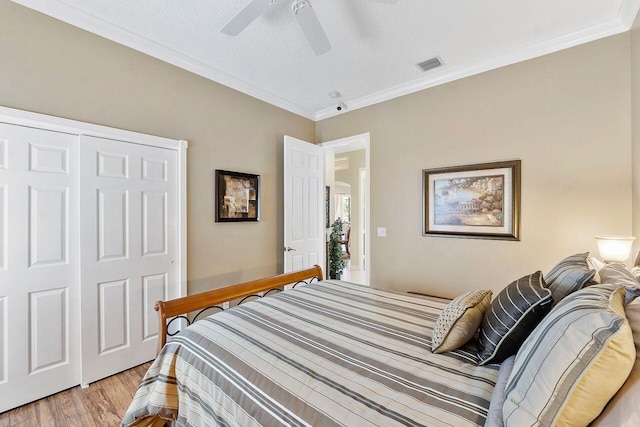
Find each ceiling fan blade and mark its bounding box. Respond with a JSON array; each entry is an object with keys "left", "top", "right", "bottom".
[
  {"left": 294, "top": 1, "right": 331, "bottom": 55},
  {"left": 222, "top": 0, "right": 274, "bottom": 36}
]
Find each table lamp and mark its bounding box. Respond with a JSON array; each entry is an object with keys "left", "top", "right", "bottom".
[{"left": 594, "top": 235, "right": 636, "bottom": 263}]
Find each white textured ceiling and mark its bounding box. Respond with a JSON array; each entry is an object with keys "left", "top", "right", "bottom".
[{"left": 12, "top": 0, "right": 640, "bottom": 120}]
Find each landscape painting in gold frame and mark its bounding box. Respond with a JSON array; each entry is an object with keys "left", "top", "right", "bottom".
[{"left": 423, "top": 160, "right": 520, "bottom": 240}]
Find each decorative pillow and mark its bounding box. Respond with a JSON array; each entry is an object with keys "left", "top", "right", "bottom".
[
  {"left": 544, "top": 252, "right": 596, "bottom": 306},
  {"left": 484, "top": 355, "right": 515, "bottom": 427},
  {"left": 598, "top": 263, "right": 640, "bottom": 287},
  {"left": 591, "top": 296, "right": 640, "bottom": 426},
  {"left": 587, "top": 255, "right": 606, "bottom": 283},
  {"left": 477, "top": 271, "right": 552, "bottom": 365},
  {"left": 431, "top": 289, "right": 492, "bottom": 354},
  {"left": 595, "top": 263, "right": 640, "bottom": 304},
  {"left": 503, "top": 285, "right": 636, "bottom": 427}
]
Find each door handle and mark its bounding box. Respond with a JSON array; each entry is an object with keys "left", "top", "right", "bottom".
[{"left": 284, "top": 246, "right": 297, "bottom": 252}]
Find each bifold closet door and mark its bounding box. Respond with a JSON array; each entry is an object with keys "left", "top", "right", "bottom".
[
  {"left": 79, "top": 135, "right": 179, "bottom": 385},
  {"left": 0, "top": 123, "right": 80, "bottom": 413}
]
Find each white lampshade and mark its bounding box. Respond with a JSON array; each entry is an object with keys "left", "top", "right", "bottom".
[{"left": 594, "top": 235, "right": 636, "bottom": 263}]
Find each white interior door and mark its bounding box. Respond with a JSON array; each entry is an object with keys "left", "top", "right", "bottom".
[
  {"left": 0, "top": 123, "right": 80, "bottom": 413},
  {"left": 284, "top": 136, "right": 324, "bottom": 273},
  {"left": 80, "top": 135, "right": 179, "bottom": 384}
]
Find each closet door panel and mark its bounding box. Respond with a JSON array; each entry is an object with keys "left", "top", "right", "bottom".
[
  {"left": 29, "top": 186, "right": 68, "bottom": 266},
  {"left": 0, "top": 296, "right": 6, "bottom": 384},
  {"left": 0, "top": 123, "right": 79, "bottom": 413},
  {"left": 98, "top": 189, "right": 129, "bottom": 260},
  {"left": 142, "top": 273, "right": 166, "bottom": 341},
  {"left": 29, "top": 287, "right": 68, "bottom": 372},
  {"left": 142, "top": 191, "right": 167, "bottom": 255},
  {"left": 98, "top": 279, "right": 129, "bottom": 354},
  {"left": 0, "top": 184, "right": 6, "bottom": 271},
  {"left": 80, "top": 135, "right": 178, "bottom": 384}
]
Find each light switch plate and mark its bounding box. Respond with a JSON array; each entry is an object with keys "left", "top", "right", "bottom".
[{"left": 377, "top": 227, "right": 386, "bottom": 237}]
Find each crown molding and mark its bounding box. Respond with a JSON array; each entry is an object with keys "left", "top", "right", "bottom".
[
  {"left": 11, "top": 0, "right": 317, "bottom": 120},
  {"left": 315, "top": 16, "right": 632, "bottom": 121},
  {"left": 12, "top": 0, "right": 640, "bottom": 123},
  {"left": 619, "top": 0, "right": 640, "bottom": 28}
]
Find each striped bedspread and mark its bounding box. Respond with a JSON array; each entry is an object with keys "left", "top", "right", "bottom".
[{"left": 122, "top": 280, "right": 499, "bottom": 427}]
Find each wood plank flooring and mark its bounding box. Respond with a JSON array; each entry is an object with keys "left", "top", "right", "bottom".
[{"left": 0, "top": 362, "right": 151, "bottom": 427}]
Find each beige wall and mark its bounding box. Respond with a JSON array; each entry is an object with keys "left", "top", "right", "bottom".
[
  {"left": 317, "top": 34, "right": 633, "bottom": 297},
  {"left": 2, "top": 1, "right": 636, "bottom": 299},
  {"left": 335, "top": 150, "right": 366, "bottom": 267},
  {"left": 0, "top": 1, "right": 315, "bottom": 294},
  {"left": 632, "top": 16, "right": 640, "bottom": 258}
]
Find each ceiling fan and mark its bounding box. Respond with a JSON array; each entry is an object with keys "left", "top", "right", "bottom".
[{"left": 222, "top": 0, "right": 397, "bottom": 56}]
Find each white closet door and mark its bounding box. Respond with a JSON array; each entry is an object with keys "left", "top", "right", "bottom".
[
  {"left": 80, "top": 135, "right": 179, "bottom": 384},
  {"left": 0, "top": 123, "right": 80, "bottom": 413}
]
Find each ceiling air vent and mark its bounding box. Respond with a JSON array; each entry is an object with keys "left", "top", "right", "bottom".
[{"left": 416, "top": 57, "right": 443, "bottom": 72}]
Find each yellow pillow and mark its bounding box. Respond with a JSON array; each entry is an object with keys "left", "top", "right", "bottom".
[
  {"left": 591, "top": 297, "right": 640, "bottom": 426},
  {"left": 431, "top": 289, "right": 492, "bottom": 354},
  {"left": 503, "top": 285, "right": 635, "bottom": 426}
]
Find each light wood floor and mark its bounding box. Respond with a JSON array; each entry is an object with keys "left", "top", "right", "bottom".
[
  {"left": 0, "top": 362, "right": 152, "bottom": 427},
  {"left": 341, "top": 260, "right": 366, "bottom": 285}
]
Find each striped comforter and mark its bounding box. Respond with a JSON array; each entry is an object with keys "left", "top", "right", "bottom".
[{"left": 122, "top": 280, "right": 499, "bottom": 427}]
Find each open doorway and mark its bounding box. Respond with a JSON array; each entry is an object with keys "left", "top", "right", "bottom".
[{"left": 320, "top": 133, "right": 370, "bottom": 285}]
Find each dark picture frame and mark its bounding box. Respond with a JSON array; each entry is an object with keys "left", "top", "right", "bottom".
[
  {"left": 215, "top": 169, "right": 260, "bottom": 222},
  {"left": 423, "top": 160, "right": 520, "bottom": 240}
]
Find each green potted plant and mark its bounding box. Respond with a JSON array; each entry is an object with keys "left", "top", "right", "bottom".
[{"left": 329, "top": 218, "right": 347, "bottom": 279}]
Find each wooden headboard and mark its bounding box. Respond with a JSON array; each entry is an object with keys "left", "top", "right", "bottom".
[{"left": 154, "top": 265, "right": 324, "bottom": 354}]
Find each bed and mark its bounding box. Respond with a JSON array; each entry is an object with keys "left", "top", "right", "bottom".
[
  {"left": 122, "top": 258, "right": 640, "bottom": 427},
  {"left": 122, "top": 266, "right": 499, "bottom": 426}
]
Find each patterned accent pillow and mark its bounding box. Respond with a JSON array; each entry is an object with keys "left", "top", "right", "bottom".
[
  {"left": 544, "top": 252, "right": 596, "bottom": 306},
  {"left": 477, "top": 271, "right": 552, "bottom": 365},
  {"left": 503, "top": 285, "right": 635, "bottom": 427},
  {"left": 431, "top": 289, "right": 493, "bottom": 354},
  {"left": 591, "top": 296, "right": 640, "bottom": 426}
]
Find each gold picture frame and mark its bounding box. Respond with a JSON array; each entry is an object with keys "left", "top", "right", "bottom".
[{"left": 423, "top": 160, "right": 521, "bottom": 240}]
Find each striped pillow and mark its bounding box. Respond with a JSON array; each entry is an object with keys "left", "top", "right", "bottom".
[
  {"left": 477, "top": 271, "right": 552, "bottom": 365},
  {"left": 591, "top": 297, "right": 640, "bottom": 426},
  {"left": 431, "top": 289, "right": 492, "bottom": 354},
  {"left": 544, "top": 252, "right": 595, "bottom": 305},
  {"left": 503, "top": 284, "right": 635, "bottom": 427},
  {"left": 597, "top": 263, "right": 640, "bottom": 288}
]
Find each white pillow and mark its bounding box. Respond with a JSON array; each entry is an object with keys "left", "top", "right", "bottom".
[{"left": 588, "top": 255, "right": 606, "bottom": 283}]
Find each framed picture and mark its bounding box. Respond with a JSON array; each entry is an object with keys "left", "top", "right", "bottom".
[
  {"left": 423, "top": 160, "right": 520, "bottom": 240},
  {"left": 325, "top": 186, "right": 331, "bottom": 228},
  {"left": 215, "top": 169, "right": 260, "bottom": 222}
]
